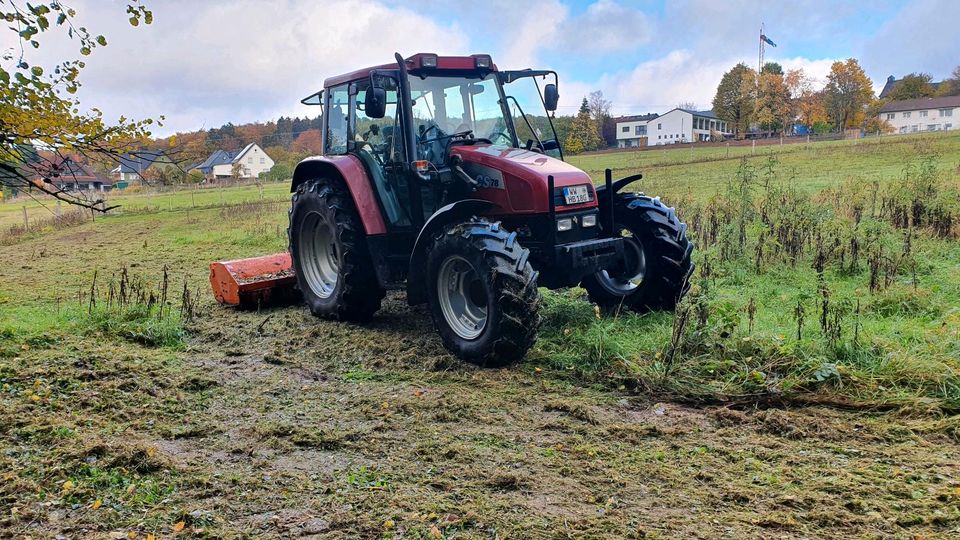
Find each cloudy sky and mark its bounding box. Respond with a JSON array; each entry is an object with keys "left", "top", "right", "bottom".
[{"left": 6, "top": 0, "right": 958, "bottom": 135}]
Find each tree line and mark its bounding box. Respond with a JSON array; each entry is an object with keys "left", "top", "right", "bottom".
[{"left": 712, "top": 59, "right": 960, "bottom": 139}]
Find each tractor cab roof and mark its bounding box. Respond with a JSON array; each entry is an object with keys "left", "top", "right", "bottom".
[{"left": 323, "top": 53, "right": 498, "bottom": 88}]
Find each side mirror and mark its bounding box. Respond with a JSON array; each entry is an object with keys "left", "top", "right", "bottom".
[
  {"left": 543, "top": 83, "right": 559, "bottom": 112},
  {"left": 365, "top": 86, "right": 387, "bottom": 119}
]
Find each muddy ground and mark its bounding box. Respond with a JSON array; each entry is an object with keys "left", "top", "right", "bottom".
[{"left": 5, "top": 291, "right": 959, "bottom": 539}]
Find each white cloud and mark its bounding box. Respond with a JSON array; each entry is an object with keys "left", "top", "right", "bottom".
[
  {"left": 559, "top": 0, "right": 653, "bottom": 54},
  {"left": 8, "top": 0, "right": 467, "bottom": 133}
]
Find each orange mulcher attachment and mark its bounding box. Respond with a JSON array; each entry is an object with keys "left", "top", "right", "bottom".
[{"left": 209, "top": 253, "right": 299, "bottom": 308}]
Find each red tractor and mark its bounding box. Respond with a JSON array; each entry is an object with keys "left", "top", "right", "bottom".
[{"left": 214, "top": 53, "right": 693, "bottom": 366}]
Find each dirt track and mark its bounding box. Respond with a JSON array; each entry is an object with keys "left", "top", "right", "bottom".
[{"left": 144, "top": 295, "right": 960, "bottom": 538}]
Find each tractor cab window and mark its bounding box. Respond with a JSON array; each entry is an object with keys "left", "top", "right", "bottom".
[
  {"left": 503, "top": 76, "right": 562, "bottom": 159},
  {"left": 325, "top": 85, "right": 349, "bottom": 154},
  {"left": 409, "top": 74, "right": 514, "bottom": 166},
  {"left": 354, "top": 80, "right": 410, "bottom": 227}
]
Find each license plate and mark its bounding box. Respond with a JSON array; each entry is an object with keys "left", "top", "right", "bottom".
[{"left": 563, "top": 185, "right": 590, "bottom": 204}]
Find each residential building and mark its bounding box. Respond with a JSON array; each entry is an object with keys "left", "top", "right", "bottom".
[
  {"left": 110, "top": 152, "right": 170, "bottom": 187},
  {"left": 646, "top": 108, "right": 730, "bottom": 146},
  {"left": 37, "top": 157, "right": 113, "bottom": 192},
  {"left": 614, "top": 114, "right": 658, "bottom": 148},
  {"left": 878, "top": 95, "right": 960, "bottom": 134},
  {"left": 191, "top": 143, "right": 274, "bottom": 180},
  {"left": 878, "top": 75, "right": 942, "bottom": 100}
]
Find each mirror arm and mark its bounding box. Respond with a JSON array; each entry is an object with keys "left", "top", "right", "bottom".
[
  {"left": 533, "top": 76, "right": 564, "bottom": 161},
  {"left": 504, "top": 95, "right": 543, "bottom": 151}
]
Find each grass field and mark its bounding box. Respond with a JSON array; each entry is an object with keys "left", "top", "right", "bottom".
[{"left": 2, "top": 131, "right": 959, "bottom": 538}]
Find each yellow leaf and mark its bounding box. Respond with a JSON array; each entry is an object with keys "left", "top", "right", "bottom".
[
  {"left": 383, "top": 518, "right": 395, "bottom": 529},
  {"left": 126, "top": 484, "right": 136, "bottom": 494},
  {"left": 30, "top": 394, "right": 40, "bottom": 402},
  {"left": 147, "top": 535, "right": 155, "bottom": 540},
  {"left": 127, "top": 532, "right": 136, "bottom": 539},
  {"left": 381, "top": 401, "right": 389, "bottom": 410},
  {"left": 146, "top": 447, "right": 157, "bottom": 458},
  {"left": 62, "top": 480, "right": 75, "bottom": 493},
  {"left": 429, "top": 525, "right": 442, "bottom": 538},
  {"left": 173, "top": 521, "right": 185, "bottom": 532},
  {"left": 92, "top": 499, "right": 102, "bottom": 510}
]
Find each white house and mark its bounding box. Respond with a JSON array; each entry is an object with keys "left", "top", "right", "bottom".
[
  {"left": 647, "top": 108, "right": 730, "bottom": 145},
  {"left": 615, "top": 114, "right": 658, "bottom": 148},
  {"left": 878, "top": 95, "right": 959, "bottom": 135},
  {"left": 192, "top": 143, "right": 275, "bottom": 179},
  {"left": 615, "top": 109, "right": 730, "bottom": 147}
]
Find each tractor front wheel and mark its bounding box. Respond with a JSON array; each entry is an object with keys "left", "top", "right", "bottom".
[
  {"left": 288, "top": 178, "right": 384, "bottom": 322},
  {"left": 426, "top": 220, "right": 540, "bottom": 366},
  {"left": 582, "top": 194, "right": 694, "bottom": 312}
]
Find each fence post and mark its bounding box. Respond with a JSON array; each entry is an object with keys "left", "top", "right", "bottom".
[
  {"left": 725, "top": 143, "right": 729, "bottom": 158},
  {"left": 22, "top": 205, "right": 28, "bottom": 229},
  {"left": 219, "top": 184, "right": 224, "bottom": 207},
  {"left": 752, "top": 140, "right": 755, "bottom": 155}
]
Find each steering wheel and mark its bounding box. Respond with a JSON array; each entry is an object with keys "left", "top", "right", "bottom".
[{"left": 489, "top": 131, "right": 512, "bottom": 146}]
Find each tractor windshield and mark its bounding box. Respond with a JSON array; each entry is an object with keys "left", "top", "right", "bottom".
[{"left": 408, "top": 74, "right": 515, "bottom": 162}]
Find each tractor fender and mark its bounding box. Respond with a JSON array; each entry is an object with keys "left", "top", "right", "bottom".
[
  {"left": 406, "top": 199, "right": 495, "bottom": 305},
  {"left": 291, "top": 156, "right": 386, "bottom": 235}
]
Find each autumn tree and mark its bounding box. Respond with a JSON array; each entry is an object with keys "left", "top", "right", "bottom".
[
  {"left": 291, "top": 129, "right": 323, "bottom": 155},
  {"left": 824, "top": 58, "right": 874, "bottom": 131},
  {"left": 0, "top": 1, "right": 156, "bottom": 210},
  {"left": 887, "top": 73, "right": 935, "bottom": 101},
  {"left": 587, "top": 90, "right": 613, "bottom": 147},
  {"left": 756, "top": 69, "right": 792, "bottom": 134},
  {"left": 564, "top": 97, "right": 603, "bottom": 154},
  {"left": 712, "top": 63, "right": 757, "bottom": 139},
  {"left": 936, "top": 66, "right": 960, "bottom": 97}
]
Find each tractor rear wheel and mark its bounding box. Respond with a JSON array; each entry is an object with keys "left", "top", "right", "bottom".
[
  {"left": 426, "top": 219, "right": 540, "bottom": 366},
  {"left": 288, "top": 178, "right": 384, "bottom": 322},
  {"left": 582, "top": 194, "right": 694, "bottom": 312}
]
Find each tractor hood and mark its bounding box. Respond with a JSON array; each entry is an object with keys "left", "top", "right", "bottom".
[{"left": 450, "top": 145, "right": 596, "bottom": 213}]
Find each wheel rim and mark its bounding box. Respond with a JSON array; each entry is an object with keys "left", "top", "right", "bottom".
[
  {"left": 299, "top": 211, "right": 339, "bottom": 299},
  {"left": 597, "top": 228, "right": 647, "bottom": 294},
  {"left": 437, "top": 255, "right": 487, "bottom": 340}
]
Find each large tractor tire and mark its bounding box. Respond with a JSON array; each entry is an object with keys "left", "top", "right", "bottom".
[
  {"left": 426, "top": 219, "right": 540, "bottom": 367},
  {"left": 582, "top": 193, "right": 694, "bottom": 312},
  {"left": 288, "top": 178, "right": 385, "bottom": 322}
]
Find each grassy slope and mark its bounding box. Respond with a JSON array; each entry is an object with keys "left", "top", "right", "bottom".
[
  {"left": 1, "top": 132, "right": 960, "bottom": 537},
  {"left": 569, "top": 130, "right": 960, "bottom": 199}
]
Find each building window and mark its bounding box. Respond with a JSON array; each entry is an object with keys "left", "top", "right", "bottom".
[
  {"left": 911, "top": 124, "right": 918, "bottom": 132},
  {"left": 903, "top": 111, "right": 911, "bottom": 118},
  {"left": 247, "top": 157, "right": 253, "bottom": 164},
  {"left": 658, "top": 135, "right": 661, "bottom": 139},
  {"left": 622, "top": 126, "right": 630, "bottom": 132},
  {"left": 899, "top": 126, "right": 907, "bottom": 133},
  {"left": 919, "top": 110, "right": 928, "bottom": 117},
  {"left": 657, "top": 123, "right": 662, "bottom": 130},
  {"left": 260, "top": 157, "right": 265, "bottom": 164},
  {"left": 635, "top": 125, "right": 646, "bottom": 135},
  {"left": 940, "top": 109, "right": 953, "bottom": 117},
  {"left": 886, "top": 113, "right": 895, "bottom": 120},
  {"left": 927, "top": 124, "right": 937, "bottom": 131},
  {"left": 945, "top": 123, "right": 953, "bottom": 130}
]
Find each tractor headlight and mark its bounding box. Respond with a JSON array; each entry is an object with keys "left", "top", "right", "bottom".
[
  {"left": 474, "top": 55, "right": 492, "bottom": 69},
  {"left": 556, "top": 218, "right": 573, "bottom": 232},
  {"left": 581, "top": 214, "right": 597, "bottom": 227},
  {"left": 420, "top": 54, "right": 438, "bottom": 68}
]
